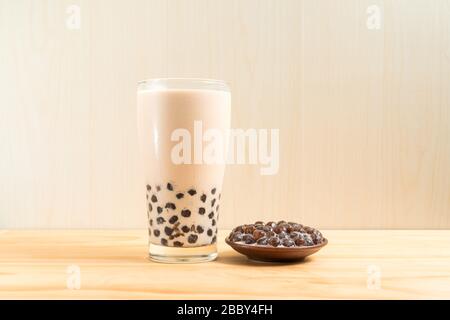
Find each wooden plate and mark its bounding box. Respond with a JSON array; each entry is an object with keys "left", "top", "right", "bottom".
[{"left": 225, "top": 237, "right": 328, "bottom": 262}]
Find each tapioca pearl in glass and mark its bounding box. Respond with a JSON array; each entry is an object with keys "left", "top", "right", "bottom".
[
  {"left": 188, "top": 234, "right": 198, "bottom": 244},
  {"left": 156, "top": 217, "right": 165, "bottom": 224},
  {"left": 165, "top": 202, "right": 176, "bottom": 210},
  {"left": 181, "top": 209, "right": 191, "bottom": 217},
  {"left": 169, "top": 215, "right": 178, "bottom": 224}
]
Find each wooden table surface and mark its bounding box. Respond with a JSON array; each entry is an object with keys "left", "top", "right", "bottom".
[{"left": 1, "top": 230, "right": 449, "bottom": 299}]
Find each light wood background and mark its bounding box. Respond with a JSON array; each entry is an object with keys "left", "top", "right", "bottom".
[{"left": 0, "top": 0, "right": 449, "bottom": 229}]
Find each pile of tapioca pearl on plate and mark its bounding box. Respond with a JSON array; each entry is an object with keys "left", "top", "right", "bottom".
[{"left": 228, "top": 221, "right": 324, "bottom": 247}]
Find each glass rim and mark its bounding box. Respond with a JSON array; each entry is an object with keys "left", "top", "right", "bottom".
[{"left": 138, "top": 78, "right": 230, "bottom": 92}]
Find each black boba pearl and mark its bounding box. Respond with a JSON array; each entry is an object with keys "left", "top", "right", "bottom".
[
  {"left": 211, "top": 188, "right": 216, "bottom": 195},
  {"left": 198, "top": 207, "right": 205, "bottom": 215},
  {"left": 181, "top": 209, "right": 191, "bottom": 217},
  {"left": 196, "top": 225, "right": 204, "bottom": 234},
  {"left": 252, "top": 230, "right": 265, "bottom": 240},
  {"left": 151, "top": 195, "right": 157, "bottom": 203},
  {"left": 176, "top": 193, "right": 184, "bottom": 199},
  {"left": 242, "top": 234, "right": 254, "bottom": 244},
  {"left": 153, "top": 229, "right": 160, "bottom": 237},
  {"left": 146, "top": 185, "right": 151, "bottom": 191},
  {"left": 212, "top": 219, "right": 216, "bottom": 226},
  {"left": 208, "top": 212, "right": 214, "bottom": 219},
  {"left": 156, "top": 185, "right": 161, "bottom": 192},
  {"left": 169, "top": 215, "right": 178, "bottom": 224},
  {"left": 181, "top": 225, "right": 190, "bottom": 233},
  {"left": 173, "top": 241, "right": 183, "bottom": 247},
  {"left": 148, "top": 229, "right": 152, "bottom": 236},
  {"left": 165, "top": 202, "right": 176, "bottom": 210},
  {"left": 211, "top": 236, "right": 217, "bottom": 244},
  {"left": 148, "top": 203, "right": 152, "bottom": 212},
  {"left": 188, "top": 234, "right": 198, "bottom": 244},
  {"left": 216, "top": 205, "right": 219, "bottom": 212},
  {"left": 268, "top": 237, "right": 280, "bottom": 247},
  {"left": 295, "top": 237, "right": 305, "bottom": 246},
  {"left": 167, "top": 183, "right": 173, "bottom": 191},
  {"left": 211, "top": 198, "right": 216, "bottom": 207},
  {"left": 157, "top": 206, "right": 163, "bottom": 214},
  {"left": 231, "top": 232, "right": 243, "bottom": 242},
  {"left": 187, "top": 189, "right": 197, "bottom": 196},
  {"left": 164, "top": 226, "right": 174, "bottom": 236},
  {"left": 156, "top": 217, "right": 165, "bottom": 224},
  {"left": 161, "top": 238, "right": 168, "bottom": 246},
  {"left": 282, "top": 238, "right": 295, "bottom": 247},
  {"left": 257, "top": 237, "right": 268, "bottom": 245},
  {"left": 200, "top": 194, "right": 207, "bottom": 202},
  {"left": 149, "top": 219, "right": 153, "bottom": 226},
  {"left": 207, "top": 229, "right": 213, "bottom": 237}
]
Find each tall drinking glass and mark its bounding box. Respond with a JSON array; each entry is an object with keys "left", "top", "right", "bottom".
[{"left": 137, "top": 78, "right": 231, "bottom": 263}]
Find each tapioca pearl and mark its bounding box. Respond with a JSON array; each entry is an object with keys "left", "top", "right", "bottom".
[
  {"left": 173, "top": 241, "right": 183, "bottom": 247},
  {"left": 148, "top": 229, "right": 152, "bottom": 236},
  {"left": 176, "top": 193, "right": 184, "bottom": 199},
  {"left": 157, "top": 206, "right": 163, "bottom": 214},
  {"left": 165, "top": 202, "right": 176, "bottom": 210},
  {"left": 164, "top": 226, "right": 174, "bottom": 236},
  {"left": 257, "top": 237, "right": 268, "bottom": 245},
  {"left": 181, "top": 225, "right": 190, "bottom": 233},
  {"left": 211, "top": 198, "right": 216, "bottom": 207},
  {"left": 181, "top": 209, "right": 191, "bottom": 217},
  {"left": 153, "top": 229, "right": 160, "bottom": 237},
  {"left": 207, "top": 229, "right": 213, "bottom": 237},
  {"left": 216, "top": 205, "right": 219, "bottom": 212},
  {"left": 167, "top": 183, "right": 173, "bottom": 191},
  {"left": 211, "top": 188, "right": 216, "bottom": 195},
  {"left": 148, "top": 203, "right": 153, "bottom": 212},
  {"left": 212, "top": 219, "right": 216, "bottom": 226},
  {"left": 208, "top": 212, "right": 214, "bottom": 219},
  {"left": 161, "top": 238, "right": 168, "bottom": 246},
  {"left": 198, "top": 207, "right": 205, "bottom": 215},
  {"left": 156, "top": 217, "right": 165, "bottom": 224},
  {"left": 188, "top": 234, "right": 198, "bottom": 244},
  {"left": 151, "top": 195, "right": 158, "bottom": 203},
  {"left": 200, "top": 194, "right": 207, "bottom": 203},
  {"left": 146, "top": 184, "right": 151, "bottom": 191},
  {"left": 196, "top": 225, "right": 204, "bottom": 234},
  {"left": 282, "top": 238, "right": 295, "bottom": 247},
  {"left": 156, "top": 185, "right": 161, "bottom": 192},
  {"left": 211, "top": 235, "right": 217, "bottom": 244},
  {"left": 187, "top": 189, "right": 197, "bottom": 196},
  {"left": 190, "top": 224, "right": 196, "bottom": 232},
  {"left": 149, "top": 219, "right": 153, "bottom": 226},
  {"left": 169, "top": 215, "right": 178, "bottom": 224}
]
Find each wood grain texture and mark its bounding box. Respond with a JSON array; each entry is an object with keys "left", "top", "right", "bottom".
[
  {"left": 0, "top": 0, "right": 449, "bottom": 228},
  {"left": 1, "top": 230, "right": 450, "bottom": 299}
]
